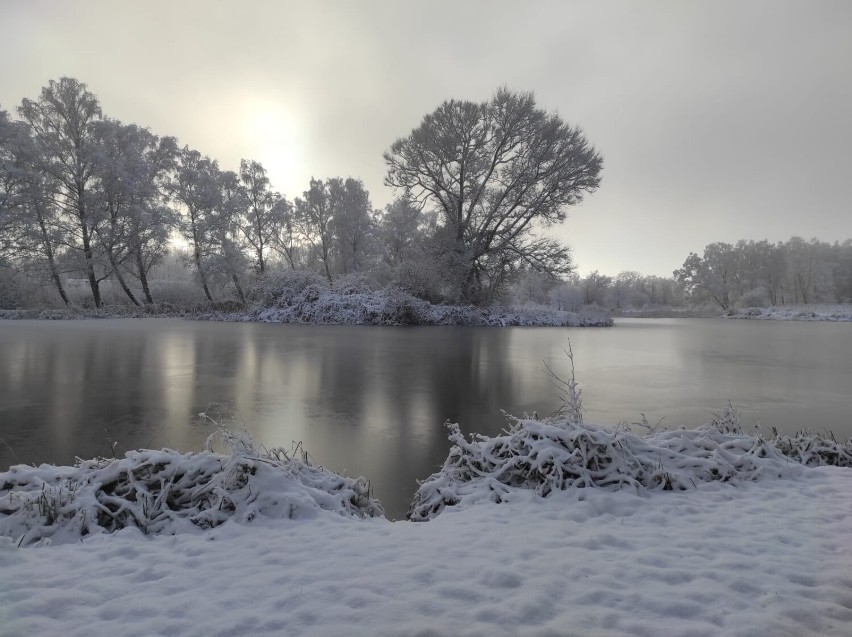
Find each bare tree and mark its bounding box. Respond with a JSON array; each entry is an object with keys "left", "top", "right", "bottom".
[{"left": 385, "top": 87, "right": 602, "bottom": 304}]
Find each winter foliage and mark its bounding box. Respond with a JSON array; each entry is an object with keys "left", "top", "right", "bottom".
[
  {"left": 408, "top": 402, "right": 852, "bottom": 521},
  {"left": 0, "top": 427, "right": 382, "bottom": 546},
  {"left": 723, "top": 304, "right": 852, "bottom": 322},
  {"left": 237, "top": 270, "right": 612, "bottom": 326},
  {"left": 1, "top": 79, "right": 607, "bottom": 311}
]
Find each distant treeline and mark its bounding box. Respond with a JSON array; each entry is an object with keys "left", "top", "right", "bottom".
[{"left": 543, "top": 237, "right": 852, "bottom": 312}]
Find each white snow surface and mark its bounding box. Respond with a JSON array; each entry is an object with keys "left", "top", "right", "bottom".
[
  {"left": 1, "top": 467, "right": 850, "bottom": 636},
  {"left": 3, "top": 410, "right": 852, "bottom": 636}
]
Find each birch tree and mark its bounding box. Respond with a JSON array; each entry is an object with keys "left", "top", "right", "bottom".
[{"left": 18, "top": 78, "right": 105, "bottom": 306}]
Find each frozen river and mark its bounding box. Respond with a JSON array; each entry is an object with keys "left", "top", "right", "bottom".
[{"left": 1, "top": 317, "right": 850, "bottom": 518}]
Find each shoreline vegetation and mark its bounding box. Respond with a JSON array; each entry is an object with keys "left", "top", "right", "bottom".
[
  {"left": 0, "top": 273, "right": 615, "bottom": 327},
  {"left": 3, "top": 359, "right": 851, "bottom": 635},
  {"left": 4, "top": 301, "right": 852, "bottom": 323},
  {"left": 2, "top": 384, "right": 850, "bottom": 545}
]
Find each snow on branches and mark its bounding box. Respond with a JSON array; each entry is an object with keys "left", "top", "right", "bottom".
[
  {"left": 0, "top": 433, "right": 383, "bottom": 546},
  {"left": 408, "top": 403, "right": 851, "bottom": 521}
]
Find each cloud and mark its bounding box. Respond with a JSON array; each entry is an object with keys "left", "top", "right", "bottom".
[{"left": 2, "top": 0, "right": 850, "bottom": 276}]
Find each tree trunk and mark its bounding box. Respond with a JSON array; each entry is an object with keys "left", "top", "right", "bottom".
[
  {"left": 106, "top": 248, "right": 140, "bottom": 306},
  {"left": 37, "top": 217, "right": 69, "bottom": 305},
  {"left": 194, "top": 247, "right": 213, "bottom": 301},
  {"left": 231, "top": 272, "right": 246, "bottom": 304},
  {"left": 190, "top": 216, "right": 213, "bottom": 302},
  {"left": 78, "top": 187, "right": 102, "bottom": 307},
  {"left": 81, "top": 228, "right": 102, "bottom": 307},
  {"left": 256, "top": 238, "right": 265, "bottom": 274},
  {"left": 135, "top": 250, "right": 154, "bottom": 304}
]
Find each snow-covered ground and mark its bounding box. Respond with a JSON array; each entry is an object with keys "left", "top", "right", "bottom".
[
  {"left": 725, "top": 304, "right": 852, "bottom": 322},
  {"left": 1, "top": 468, "right": 850, "bottom": 636},
  {"left": 2, "top": 413, "right": 851, "bottom": 636}
]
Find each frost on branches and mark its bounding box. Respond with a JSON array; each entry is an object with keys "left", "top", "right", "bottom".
[
  {"left": 0, "top": 429, "right": 383, "bottom": 546},
  {"left": 408, "top": 403, "right": 852, "bottom": 522},
  {"left": 233, "top": 270, "right": 612, "bottom": 327}
]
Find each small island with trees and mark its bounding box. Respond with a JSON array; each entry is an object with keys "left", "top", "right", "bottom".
[{"left": 0, "top": 79, "right": 613, "bottom": 326}]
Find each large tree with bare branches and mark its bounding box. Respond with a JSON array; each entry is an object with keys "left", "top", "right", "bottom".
[{"left": 384, "top": 88, "right": 602, "bottom": 303}]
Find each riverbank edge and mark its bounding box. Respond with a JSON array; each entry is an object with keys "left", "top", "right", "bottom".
[
  {"left": 722, "top": 306, "right": 852, "bottom": 322},
  {"left": 0, "top": 301, "right": 614, "bottom": 327}
]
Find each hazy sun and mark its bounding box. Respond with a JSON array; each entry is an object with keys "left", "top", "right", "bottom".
[{"left": 240, "top": 96, "right": 303, "bottom": 190}]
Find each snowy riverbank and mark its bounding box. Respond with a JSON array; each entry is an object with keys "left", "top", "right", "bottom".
[
  {"left": 2, "top": 468, "right": 850, "bottom": 636},
  {"left": 2, "top": 410, "right": 851, "bottom": 635},
  {"left": 724, "top": 304, "right": 852, "bottom": 322},
  {"left": 0, "top": 287, "right": 613, "bottom": 327}
]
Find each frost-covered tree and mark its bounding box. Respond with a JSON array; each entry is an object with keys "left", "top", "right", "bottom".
[
  {"left": 124, "top": 131, "right": 178, "bottom": 305},
  {"left": 0, "top": 109, "right": 69, "bottom": 305},
  {"left": 238, "top": 159, "right": 288, "bottom": 275},
  {"left": 385, "top": 87, "right": 603, "bottom": 304},
  {"left": 785, "top": 236, "right": 835, "bottom": 304},
  {"left": 91, "top": 120, "right": 146, "bottom": 305},
  {"left": 294, "top": 178, "right": 336, "bottom": 283},
  {"left": 18, "top": 78, "right": 105, "bottom": 306},
  {"left": 209, "top": 169, "right": 250, "bottom": 303},
  {"left": 0, "top": 109, "right": 17, "bottom": 239},
  {"left": 170, "top": 148, "right": 221, "bottom": 301},
  {"left": 580, "top": 270, "right": 612, "bottom": 306},
  {"left": 832, "top": 240, "right": 852, "bottom": 303},
  {"left": 330, "top": 177, "right": 375, "bottom": 275},
  {"left": 269, "top": 197, "right": 299, "bottom": 270},
  {"left": 1, "top": 107, "right": 76, "bottom": 305},
  {"left": 379, "top": 196, "right": 422, "bottom": 269},
  {"left": 611, "top": 271, "right": 641, "bottom": 309},
  {"left": 674, "top": 243, "right": 740, "bottom": 310},
  {"left": 90, "top": 121, "right": 177, "bottom": 305},
  {"left": 548, "top": 277, "right": 583, "bottom": 312}
]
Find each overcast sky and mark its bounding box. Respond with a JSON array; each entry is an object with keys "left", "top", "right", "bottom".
[{"left": 2, "top": 0, "right": 850, "bottom": 277}]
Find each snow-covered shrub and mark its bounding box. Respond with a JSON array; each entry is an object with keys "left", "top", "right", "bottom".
[
  {"left": 0, "top": 433, "right": 383, "bottom": 546},
  {"left": 332, "top": 272, "right": 374, "bottom": 296},
  {"left": 223, "top": 269, "right": 615, "bottom": 326},
  {"left": 407, "top": 416, "right": 808, "bottom": 521},
  {"left": 769, "top": 429, "right": 852, "bottom": 467},
  {"left": 247, "top": 269, "right": 330, "bottom": 308}
]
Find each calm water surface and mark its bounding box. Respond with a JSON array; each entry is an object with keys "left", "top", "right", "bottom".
[{"left": 1, "top": 318, "right": 850, "bottom": 518}]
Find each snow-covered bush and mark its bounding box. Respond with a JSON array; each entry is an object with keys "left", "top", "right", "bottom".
[
  {"left": 769, "top": 428, "right": 852, "bottom": 467},
  {"left": 332, "top": 272, "right": 375, "bottom": 296},
  {"left": 247, "top": 269, "right": 330, "bottom": 308},
  {"left": 408, "top": 389, "right": 851, "bottom": 522},
  {"left": 407, "top": 416, "right": 805, "bottom": 521},
  {"left": 240, "top": 278, "right": 612, "bottom": 327},
  {"left": 724, "top": 304, "right": 852, "bottom": 322},
  {"left": 0, "top": 432, "right": 383, "bottom": 546}
]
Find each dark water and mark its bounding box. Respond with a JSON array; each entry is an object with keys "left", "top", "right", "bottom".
[{"left": 1, "top": 318, "right": 850, "bottom": 519}]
